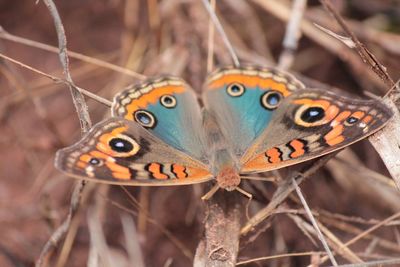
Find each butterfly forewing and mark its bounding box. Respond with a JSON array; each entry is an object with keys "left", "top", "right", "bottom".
[
  {"left": 112, "top": 77, "right": 207, "bottom": 162},
  {"left": 203, "top": 66, "right": 305, "bottom": 158}
]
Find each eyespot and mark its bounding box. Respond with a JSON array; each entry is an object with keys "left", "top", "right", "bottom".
[
  {"left": 109, "top": 137, "right": 134, "bottom": 153},
  {"left": 134, "top": 109, "right": 157, "bottom": 128},
  {"left": 226, "top": 83, "right": 245, "bottom": 97},
  {"left": 107, "top": 134, "right": 140, "bottom": 157},
  {"left": 160, "top": 94, "right": 177, "bottom": 108},
  {"left": 89, "top": 157, "right": 103, "bottom": 166},
  {"left": 294, "top": 105, "right": 327, "bottom": 127},
  {"left": 344, "top": 116, "right": 359, "bottom": 126},
  {"left": 261, "top": 91, "right": 283, "bottom": 110},
  {"left": 300, "top": 107, "right": 325, "bottom": 123}
]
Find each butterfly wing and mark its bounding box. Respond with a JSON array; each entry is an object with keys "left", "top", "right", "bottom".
[
  {"left": 240, "top": 89, "right": 393, "bottom": 173},
  {"left": 112, "top": 77, "right": 207, "bottom": 161},
  {"left": 55, "top": 118, "right": 213, "bottom": 186},
  {"left": 203, "top": 66, "right": 305, "bottom": 157}
]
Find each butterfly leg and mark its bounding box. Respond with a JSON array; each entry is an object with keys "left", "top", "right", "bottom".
[
  {"left": 234, "top": 187, "right": 252, "bottom": 199},
  {"left": 234, "top": 187, "right": 253, "bottom": 220},
  {"left": 201, "top": 184, "right": 220, "bottom": 200}
]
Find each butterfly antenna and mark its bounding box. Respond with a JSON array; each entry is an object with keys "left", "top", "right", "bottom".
[
  {"left": 201, "top": 0, "right": 240, "bottom": 67},
  {"left": 201, "top": 184, "right": 220, "bottom": 200}
]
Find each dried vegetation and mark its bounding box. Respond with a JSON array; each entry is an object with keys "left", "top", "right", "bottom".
[{"left": 0, "top": 0, "right": 400, "bottom": 266}]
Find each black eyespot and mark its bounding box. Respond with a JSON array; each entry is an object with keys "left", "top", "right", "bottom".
[
  {"left": 345, "top": 116, "right": 359, "bottom": 126},
  {"left": 160, "top": 94, "right": 177, "bottom": 108},
  {"left": 134, "top": 109, "right": 157, "bottom": 128},
  {"left": 300, "top": 107, "right": 325, "bottom": 123},
  {"left": 226, "top": 83, "right": 245, "bottom": 97},
  {"left": 109, "top": 138, "right": 134, "bottom": 153},
  {"left": 261, "top": 91, "right": 282, "bottom": 110},
  {"left": 89, "top": 157, "right": 101, "bottom": 166}
]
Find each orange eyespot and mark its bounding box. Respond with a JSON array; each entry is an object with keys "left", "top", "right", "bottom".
[
  {"left": 88, "top": 157, "right": 103, "bottom": 166},
  {"left": 109, "top": 137, "right": 134, "bottom": 153},
  {"left": 301, "top": 107, "right": 325, "bottom": 122},
  {"left": 293, "top": 99, "right": 339, "bottom": 127},
  {"left": 294, "top": 105, "right": 327, "bottom": 127},
  {"left": 97, "top": 131, "right": 140, "bottom": 158}
]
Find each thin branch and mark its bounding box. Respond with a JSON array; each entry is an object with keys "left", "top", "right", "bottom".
[
  {"left": 35, "top": 181, "right": 86, "bottom": 267},
  {"left": 319, "top": 0, "right": 395, "bottom": 88},
  {"left": 291, "top": 177, "right": 338, "bottom": 266},
  {"left": 42, "top": 0, "right": 91, "bottom": 132},
  {"left": 278, "top": 0, "right": 308, "bottom": 70},
  {"left": 0, "top": 53, "right": 112, "bottom": 107},
  {"left": 319, "top": 212, "right": 400, "bottom": 265},
  {"left": 330, "top": 258, "right": 400, "bottom": 267},
  {"left": 201, "top": 0, "right": 240, "bottom": 67},
  {"left": 36, "top": 0, "right": 93, "bottom": 266},
  {"left": 206, "top": 0, "right": 216, "bottom": 73},
  {"left": 0, "top": 27, "right": 147, "bottom": 80},
  {"left": 251, "top": 0, "right": 388, "bottom": 91}
]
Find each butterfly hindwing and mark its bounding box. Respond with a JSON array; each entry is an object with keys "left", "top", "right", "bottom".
[
  {"left": 240, "top": 88, "right": 393, "bottom": 173},
  {"left": 203, "top": 66, "right": 305, "bottom": 157},
  {"left": 55, "top": 118, "right": 213, "bottom": 186},
  {"left": 112, "top": 77, "right": 207, "bottom": 161}
]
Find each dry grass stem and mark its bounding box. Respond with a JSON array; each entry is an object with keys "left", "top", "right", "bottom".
[
  {"left": 291, "top": 177, "right": 338, "bottom": 266},
  {"left": 278, "top": 0, "right": 308, "bottom": 70}
]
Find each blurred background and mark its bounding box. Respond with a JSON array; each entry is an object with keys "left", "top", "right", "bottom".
[{"left": 0, "top": 0, "right": 400, "bottom": 266}]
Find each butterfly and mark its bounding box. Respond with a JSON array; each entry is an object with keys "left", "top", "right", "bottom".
[{"left": 55, "top": 65, "right": 393, "bottom": 194}]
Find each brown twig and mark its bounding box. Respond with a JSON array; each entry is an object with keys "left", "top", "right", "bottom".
[
  {"left": 194, "top": 190, "right": 244, "bottom": 267},
  {"left": 36, "top": 0, "right": 92, "bottom": 266},
  {"left": 278, "top": 0, "right": 308, "bottom": 70},
  {"left": 319, "top": 0, "right": 395, "bottom": 88},
  {"left": 35, "top": 181, "right": 86, "bottom": 267},
  {"left": 206, "top": 0, "right": 216, "bottom": 73},
  {"left": 318, "top": 211, "right": 400, "bottom": 265},
  {"left": 201, "top": 0, "right": 240, "bottom": 67},
  {"left": 291, "top": 178, "right": 338, "bottom": 265},
  {"left": 251, "top": 0, "right": 388, "bottom": 92},
  {"left": 0, "top": 52, "right": 112, "bottom": 107},
  {"left": 0, "top": 27, "right": 147, "bottom": 80},
  {"left": 41, "top": 0, "right": 91, "bottom": 133}
]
